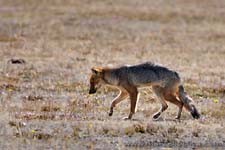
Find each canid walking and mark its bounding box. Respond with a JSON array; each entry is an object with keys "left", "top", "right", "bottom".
[{"left": 89, "top": 62, "right": 200, "bottom": 120}]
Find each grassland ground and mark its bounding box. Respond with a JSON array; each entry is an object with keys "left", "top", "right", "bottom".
[{"left": 0, "top": 0, "right": 225, "bottom": 149}]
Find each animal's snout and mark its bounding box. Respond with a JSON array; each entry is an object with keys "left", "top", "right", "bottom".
[{"left": 89, "top": 88, "right": 96, "bottom": 94}]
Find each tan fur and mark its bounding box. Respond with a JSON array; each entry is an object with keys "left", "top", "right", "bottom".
[{"left": 89, "top": 63, "right": 200, "bottom": 120}]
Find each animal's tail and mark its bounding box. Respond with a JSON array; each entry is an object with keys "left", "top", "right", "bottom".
[{"left": 178, "top": 85, "right": 200, "bottom": 119}]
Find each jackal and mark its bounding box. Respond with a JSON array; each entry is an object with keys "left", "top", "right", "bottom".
[{"left": 89, "top": 62, "right": 200, "bottom": 120}]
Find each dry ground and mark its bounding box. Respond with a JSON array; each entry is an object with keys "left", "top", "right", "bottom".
[{"left": 0, "top": 0, "right": 225, "bottom": 149}]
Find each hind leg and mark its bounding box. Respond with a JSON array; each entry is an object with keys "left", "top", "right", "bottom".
[
  {"left": 164, "top": 93, "right": 183, "bottom": 119},
  {"left": 162, "top": 82, "right": 184, "bottom": 119},
  {"left": 176, "top": 104, "right": 183, "bottom": 119},
  {"left": 123, "top": 85, "right": 139, "bottom": 120},
  {"left": 152, "top": 86, "right": 168, "bottom": 120}
]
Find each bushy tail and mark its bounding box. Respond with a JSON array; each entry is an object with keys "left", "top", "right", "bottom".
[{"left": 178, "top": 85, "right": 200, "bottom": 119}]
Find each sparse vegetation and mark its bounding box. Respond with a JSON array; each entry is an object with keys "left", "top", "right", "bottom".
[{"left": 0, "top": 0, "right": 225, "bottom": 149}]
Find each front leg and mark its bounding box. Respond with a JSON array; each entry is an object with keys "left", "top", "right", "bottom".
[
  {"left": 109, "top": 88, "right": 128, "bottom": 116},
  {"left": 152, "top": 86, "right": 168, "bottom": 120},
  {"left": 175, "top": 104, "right": 183, "bottom": 120}
]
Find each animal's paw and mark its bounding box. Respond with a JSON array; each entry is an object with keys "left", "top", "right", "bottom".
[
  {"left": 173, "top": 116, "right": 181, "bottom": 122},
  {"left": 152, "top": 112, "right": 161, "bottom": 120},
  {"left": 108, "top": 111, "right": 113, "bottom": 116},
  {"left": 174, "top": 116, "right": 181, "bottom": 120},
  {"left": 123, "top": 117, "right": 131, "bottom": 120}
]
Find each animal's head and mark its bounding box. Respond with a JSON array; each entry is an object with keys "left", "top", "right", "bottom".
[{"left": 89, "top": 67, "right": 104, "bottom": 94}]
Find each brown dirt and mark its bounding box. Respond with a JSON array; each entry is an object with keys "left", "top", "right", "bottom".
[{"left": 0, "top": 0, "right": 225, "bottom": 149}]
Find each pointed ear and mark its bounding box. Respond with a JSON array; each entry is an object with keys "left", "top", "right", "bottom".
[{"left": 91, "top": 67, "right": 103, "bottom": 75}]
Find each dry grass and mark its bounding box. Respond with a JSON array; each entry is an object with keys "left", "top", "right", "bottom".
[{"left": 0, "top": 0, "right": 225, "bottom": 149}]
